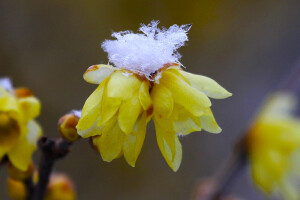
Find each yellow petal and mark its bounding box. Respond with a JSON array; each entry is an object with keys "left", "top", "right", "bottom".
[
  {"left": 8, "top": 120, "right": 42, "bottom": 171},
  {"left": 151, "top": 84, "right": 174, "bottom": 118},
  {"left": 272, "top": 119, "right": 300, "bottom": 153},
  {"left": 160, "top": 70, "right": 211, "bottom": 116},
  {"left": 83, "top": 64, "right": 115, "bottom": 84},
  {"left": 97, "top": 92, "right": 122, "bottom": 127},
  {"left": 180, "top": 71, "right": 232, "bottom": 99},
  {"left": 7, "top": 178, "right": 27, "bottom": 200},
  {"left": 154, "top": 117, "right": 182, "bottom": 171},
  {"left": 94, "top": 116, "right": 125, "bottom": 162},
  {"left": 258, "top": 92, "right": 297, "bottom": 119},
  {"left": 173, "top": 106, "right": 202, "bottom": 135},
  {"left": 252, "top": 119, "right": 300, "bottom": 154},
  {"left": 279, "top": 178, "right": 299, "bottom": 200},
  {"left": 251, "top": 158, "right": 274, "bottom": 193},
  {"left": 139, "top": 81, "right": 152, "bottom": 110},
  {"left": 118, "top": 92, "right": 142, "bottom": 134},
  {"left": 106, "top": 71, "right": 141, "bottom": 99},
  {"left": 0, "top": 93, "right": 19, "bottom": 112},
  {"left": 250, "top": 149, "right": 287, "bottom": 193},
  {"left": 18, "top": 97, "right": 41, "bottom": 121},
  {"left": 200, "top": 108, "right": 222, "bottom": 133},
  {"left": 123, "top": 113, "right": 147, "bottom": 167},
  {"left": 0, "top": 86, "right": 7, "bottom": 98},
  {"left": 77, "top": 120, "right": 103, "bottom": 138},
  {"left": 77, "top": 79, "right": 108, "bottom": 134}
]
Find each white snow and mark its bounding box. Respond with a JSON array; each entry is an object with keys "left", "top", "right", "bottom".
[
  {"left": 72, "top": 110, "right": 82, "bottom": 118},
  {"left": 0, "top": 77, "right": 13, "bottom": 92},
  {"left": 101, "top": 21, "right": 191, "bottom": 77}
]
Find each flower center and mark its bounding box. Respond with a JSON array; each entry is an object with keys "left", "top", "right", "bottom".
[{"left": 0, "top": 111, "right": 21, "bottom": 147}]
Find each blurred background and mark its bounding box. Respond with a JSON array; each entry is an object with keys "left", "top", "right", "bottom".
[{"left": 0, "top": 0, "right": 299, "bottom": 199}]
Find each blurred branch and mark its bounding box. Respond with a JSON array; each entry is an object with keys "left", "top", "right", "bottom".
[
  {"left": 32, "top": 137, "right": 73, "bottom": 200},
  {"left": 0, "top": 156, "right": 8, "bottom": 168},
  {"left": 209, "top": 138, "right": 248, "bottom": 200},
  {"left": 24, "top": 176, "right": 35, "bottom": 200}
]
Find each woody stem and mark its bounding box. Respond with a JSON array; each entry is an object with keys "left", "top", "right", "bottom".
[
  {"left": 24, "top": 176, "right": 35, "bottom": 200},
  {"left": 209, "top": 138, "right": 248, "bottom": 200},
  {"left": 31, "top": 137, "right": 72, "bottom": 200}
]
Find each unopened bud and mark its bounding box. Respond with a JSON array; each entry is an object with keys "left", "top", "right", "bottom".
[
  {"left": 7, "top": 161, "right": 34, "bottom": 181},
  {"left": 58, "top": 112, "right": 80, "bottom": 142},
  {"left": 45, "top": 174, "right": 76, "bottom": 200},
  {"left": 14, "top": 87, "right": 34, "bottom": 98},
  {"left": 7, "top": 178, "right": 26, "bottom": 200}
]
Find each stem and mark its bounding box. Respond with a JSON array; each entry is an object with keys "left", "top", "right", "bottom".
[
  {"left": 24, "top": 177, "right": 35, "bottom": 200},
  {"left": 0, "top": 156, "right": 8, "bottom": 168},
  {"left": 32, "top": 137, "right": 72, "bottom": 200},
  {"left": 209, "top": 139, "right": 248, "bottom": 200}
]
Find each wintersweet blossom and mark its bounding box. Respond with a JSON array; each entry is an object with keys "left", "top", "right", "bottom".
[
  {"left": 44, "top": 174, "right": 76, "bottom": 200},
  {"left": 7, "top": 173, "right": 76, "bottom": 200},
  {"left": 7, "top": 178, "right": 27, "bottom": 200},
  {"left": 0, "top": 78, "right": 42, "bottom": 171},
  {"left": 246, "top": 92, "right": 300, "bottom": 199},
  {"left": 77, "top": 21, "right": 231, "bottom": 171}
]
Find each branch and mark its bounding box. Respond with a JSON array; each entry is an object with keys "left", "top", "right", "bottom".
[
  {"left": 24, "top": 176, "right": 35, "bottom": 200},
  {"left": 32, "top": 137, "right": 73, "bottom": 200},
  {"left": 0, "top": 156, "right": 8, "bottom": 168},
  {"left": 209, "top": 138, "right": 248, "bottom": 200}
]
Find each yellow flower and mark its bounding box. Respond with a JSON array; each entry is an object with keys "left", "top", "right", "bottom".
[
  {"left": 77, "top": 22, "right": 231, "bottom": 171},
  {"left": 246, "top": 92, "right": 300, "bottom": 199},
  {"left": 44, "top": 174, "right": 76, "bottom": 200},
  {"left": 77, "top": 63, "right": 231, "bottom": 171},
  {"left": 0, "top": 79, "right": 42, "bottom": 171},
  {"left": 7, "top": 178, "right": 27, "bottom": 200},
  {"left": 6, "top": 172, "right": 75, "bottom": 200}
]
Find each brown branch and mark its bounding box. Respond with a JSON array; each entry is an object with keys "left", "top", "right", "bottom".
[
  {"left": 0, "top": 156, "right": 8, "bottom": 168},
  {"left": 24, "top": 176, "right": 35, "bottom": 200},
  {"left": 32, "top": 137, "right": 73, "bottom": 200},
  {"left": 209, "top": 138, "right": 248, "bottom": 200}
]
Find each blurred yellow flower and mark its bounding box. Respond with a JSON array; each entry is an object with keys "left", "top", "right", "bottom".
[
  {"left": 7, "top": 172, "right": 75, "bottom": 200},
  {"left": 77, "top": 63, "right": 231, "bottom": 171},
  {"left": 246, "top": 92, "right": 300, "bottom": 200},
  {"left": 44, "top": 174, "right": 76, "bottom": 200},
  {"left": 0, "top": 79, "right": 42, "bottom": 171},
  {"left": 7, "top": 178, "right": 27, "bottom": 200}
]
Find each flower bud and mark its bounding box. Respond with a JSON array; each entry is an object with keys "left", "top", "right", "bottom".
[
  {"left": 58, "top": 112, "right": 80, "bottom": 142},
  {"left": 7, "top": 161, "right": 34, "bottom": 181},
  {"left": 45, "top": 174, "right": 76, "bottom": 200},
  {"left": 14, "top": 87, "right": 34, "bottom": 98},
  {"left": 7, "top": 178, "right": 26, "bottom": 200}
]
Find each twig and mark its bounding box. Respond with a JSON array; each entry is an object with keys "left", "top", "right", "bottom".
[
  {"left": 0, "top": 156, "right": 8, "bottom": 168},
  {"left": 32, "top": 137, "right": 72, "bottom": 200},
  {"left": 24, "top": 176, "right": 35, "bottom": 200},
  {"left": 209, "top": 138, "right": 248, "bottom": 200}
]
